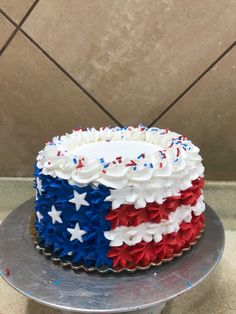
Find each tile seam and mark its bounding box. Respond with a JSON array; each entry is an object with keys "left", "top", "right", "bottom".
[
  {"left": 18, "top": 28, "right": 123, "bottom": 127},
  {"left": 1, "top": 8, "right": 235, "bottom": 129},
  {"left": 148, "top": 41, "right": 236, "bottom": 127},
  {"left": 0, "top": 9, "right": 17, "bottom": 26},
  {"left": 0, "top": 0, "right": 41, "bottom": 55},
  {"left": 0, "top": 9, "right": 123, "bottom": 127}
]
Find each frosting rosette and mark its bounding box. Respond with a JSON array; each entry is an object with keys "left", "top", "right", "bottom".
[{"left": 34, "top": 125, "right": 205, "bottom": 271}]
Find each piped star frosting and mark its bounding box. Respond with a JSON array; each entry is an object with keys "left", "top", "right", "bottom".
[
  {"left": 34, "top": 126, "right": 205, "bottom": 270},
  {"left": 69, "top": 191, "right": 89, "bottom": 211},
  {"left": 48, "top": 205, "right": 62, "bottom": 224},
  {"left": 36, "top": 211, "right": 43, "bottom": 223},
  {"left": 36, "top": 177, "right": 44, "bottom": 195},
  {"left": 67, "top": 222, "right": 87, "bottom": 242}
]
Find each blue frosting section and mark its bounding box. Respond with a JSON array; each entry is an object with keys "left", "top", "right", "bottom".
[{"left": 34, "top": 165, "right": 112, "bottom": 268}]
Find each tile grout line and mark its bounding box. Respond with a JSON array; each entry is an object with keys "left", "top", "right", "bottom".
[
  {"left": 0, "top": 9, "right": 123, "bottom": 128},
  {"left": 0, "top": 0, "right": 41, "bottom": 56},
  {"left": 148, "top": 41, "right": 236, "bottom": 127},
  {"left": 18, "top": 28, "right": 123, "bottom": 127},
  {"left": 1, "top": 7, "right": 235, "bottom": 129},
  {"left": 0, "top": 9, "right": 17, "bottom": 26}
]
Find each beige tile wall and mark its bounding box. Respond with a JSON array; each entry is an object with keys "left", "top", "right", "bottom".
[
  {"left": 0, "top": 14, "right": 14, "bottom": 47},
  {"left": 0, "top": 1, "right": 236, "bottom": 179},
  {"left": 156, "top": 48, "right": 236, "bottom": 180},
  {"left": 0, "top": 0, "right": 35, "bottom": 23}
]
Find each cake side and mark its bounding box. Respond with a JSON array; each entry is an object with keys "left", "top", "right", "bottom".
[{"left": 34, "top": 126, "right": 205, "bottom": 271}]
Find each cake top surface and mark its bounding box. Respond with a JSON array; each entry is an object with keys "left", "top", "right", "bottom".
[
  {"left": 78, "top": 140, "right": 161, "bottom": 161},
  {"left": 36, "top": 125, "right": 204, "bottom": 192}
]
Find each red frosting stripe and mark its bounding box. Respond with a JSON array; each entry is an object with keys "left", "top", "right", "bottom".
[
  {"left": 106, "top": 177, "right": 205, "bottom": 229},
  {"left": 107, "top": 213, "right": 205, "bottom": 270}
]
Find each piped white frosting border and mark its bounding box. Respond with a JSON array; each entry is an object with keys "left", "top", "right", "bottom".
[
  {"left": 36, "top": 126, "right": 204, "bottom": 208},
  {"left": 104, "top": 196, "right": 205, "bottom": 247}
]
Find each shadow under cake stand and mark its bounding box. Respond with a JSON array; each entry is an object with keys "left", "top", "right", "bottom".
[{"left": 0, "top": 199, "right": 224, "bottom": 314}]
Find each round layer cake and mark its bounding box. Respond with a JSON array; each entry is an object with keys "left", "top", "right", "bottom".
[{"left": 34, "top": 126, "right": 205, "bottom": 271}]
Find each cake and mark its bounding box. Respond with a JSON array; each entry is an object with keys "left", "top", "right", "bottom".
[{"left": 34, "top": 126, "right": 205, "bottom": 271}]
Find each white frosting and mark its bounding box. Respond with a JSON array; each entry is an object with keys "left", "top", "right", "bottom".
[
  {"left": 104, "top": 196, "right": 205, "bottom": 247},
  {"left": 36, "top": 126, "right": 204, "bottom": 207},
  {"left": 78, "top": 140, "right": 161, "bottom": 161}
]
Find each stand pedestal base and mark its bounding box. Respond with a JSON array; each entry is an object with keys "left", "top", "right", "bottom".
[
  {"left": 60, "top": 301, "right": 167, "bottom": 314},
  {"left": 0, "top": 200, "right": 225, "bottom": 314}
]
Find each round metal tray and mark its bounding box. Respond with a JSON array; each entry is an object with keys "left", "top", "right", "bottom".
[{"left": 0, "top": 199, "right": 224, "bottom": 313}]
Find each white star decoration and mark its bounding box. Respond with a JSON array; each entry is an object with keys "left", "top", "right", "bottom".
[
  {"left": 67, "top": 222, "right": 87, "bottom": 242},
  {"left": 48, "top": 205, "right": 62, "bottom": 224},
  {"left": 36, "top": 177, "right": 44, "bottom": 195},
  {"left": 69, "top": 191, "right": 89, "bottom": 211},
  {"left": 36, "top": 211, "right": 43, "bottom": 223}
]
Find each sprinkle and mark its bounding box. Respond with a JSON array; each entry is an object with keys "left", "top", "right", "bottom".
[
  {"left": 160, "top": 151, "right": 166, "bottom": 159},
  {"left": 116, "top": 156, "right": 122, "bottom": 163},
  {"left": 5, "top": 268, "right": 10, "bottom": 276},
  {"left": 112, "top": 161, "right": 116, "bottom": 164},
  {"left": 76, "top": 159, "right": 84, "bottom": 168},
  {"left": 73, "top": 158, "right": 77, "bottom": 164},
  {"left": 144, "top": 163, "right": 147, "bottom": 167},
  {"left": 73, "top": 128, "right": 82, "bottom": 131},
  {"left": 160, "top": 128, "right": 169, "bottom": 135},
  {"left": 48, "top": 161, "right": 51, "bottom": 165},
  {"left": 133, "top": 166, "right": 137, "bottom": 171},
  {"left": 104, "top": 163, "right": 110, "bottom": 169},
  {"left": 57, "top": 151, "right": 61, "bottom": 156},
  {"left": 102, "top": 169, "right": 106, "bottom": 174},
  {"left": 174, "top": 158, "right": 179, "bottom": 162},
  {"left": 137, "top": 153, "right": 145, "bottom": 159},
  {"left": 100, "top": 158, "right": 105, "bottom": 164},
  {"left": 50, "top": 281, "right": 60, "bottom": 285},
  {"left": 125, "top": 160, "right": 137, "bottom": 167},
  {"left": 150, "top": 163, "right": 154, "bottom": 168},
  {"left": 160, "top": 162, "right": 163, "bottom": 168},
  {"left": 176, "top": 148, "right": 180, "bottom": 157}
]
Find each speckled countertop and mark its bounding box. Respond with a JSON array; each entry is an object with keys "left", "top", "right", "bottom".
[{"left": 0, "top": 179, "right": 235, "bottom": 314}]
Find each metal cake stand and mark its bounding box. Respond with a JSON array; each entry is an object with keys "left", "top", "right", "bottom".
[{"left": 0, "top": 199, "right": 224, "bottom": 314}]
